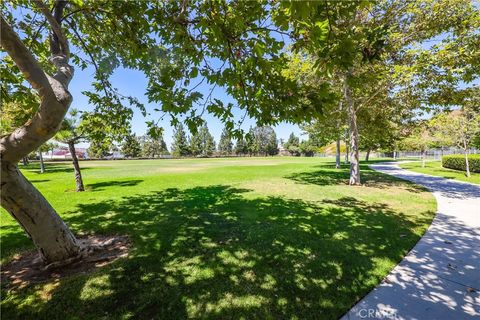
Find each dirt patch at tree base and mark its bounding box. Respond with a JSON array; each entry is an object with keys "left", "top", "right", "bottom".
[{"left": 1, "top": 235, "right": 130, "bottom": 288}]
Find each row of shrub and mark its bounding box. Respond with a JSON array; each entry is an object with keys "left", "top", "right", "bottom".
[{"left": 442, "top": 154, "right": 480, "bottom": 173}]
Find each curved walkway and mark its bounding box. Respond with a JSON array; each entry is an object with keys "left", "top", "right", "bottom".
[{"left": 342, "top": 162, "right": 480, "bottom": 320}]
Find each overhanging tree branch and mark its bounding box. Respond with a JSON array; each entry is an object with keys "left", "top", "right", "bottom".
[
  {"left": 0, "top": 15, "right": 52, "bottom": 95},
  {"left": 33, "top": 0, "right": 70, "bottom": 58}
]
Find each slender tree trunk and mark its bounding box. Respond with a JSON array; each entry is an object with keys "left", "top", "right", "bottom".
[
  {"left": 345, "top": 143, "right": 349, "bottom": 164},
  {"left": 68, "top": 141, "right": 85, "bottom": 192},
  {"left": 1, "top": 162, "right": 80, "bottom": 263},
  {"left": 22, "top": 157, "right": 29, "bottom": 165},
  {"left": 335, "top": 138, "right": 341, "bottom": 169},
  {"left": 421, "top": 150, "right": 426, "bottom": 168},
  {"left": 393, "top": 151, "right": 397, "bottom": 160},
  {"left": 39, "top": 150, "right": 45, "bottom": 173},
  {"left": 463, "top": 140, "right": 471, "bottom": 177},
  {"left": 365, "top": 149, "right": 371, "bottom": 162},
  {"left": 344, "top": 77, "right": 360, "bottom": 185}
]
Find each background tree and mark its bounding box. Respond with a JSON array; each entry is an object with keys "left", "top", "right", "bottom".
[
  {"left": 399, "top": 123, "right": 436, "bottom": 168},
  {"left": 171, "top": 124, "right": 190, "bottom": 157},
  {"left": 88, "top": 141, "right": 110, "bottom": 159},
  {"left": 55, "top": 109, "right": 86, "bottom": 192},
  {"left": 218, "top": 128, "right": 233, "bottom": 156},
  {"left": 288, "top": 55, "right": 345, "bottom": 168},
  {"left": 246, "top": 127, "right": 258, "bottom": 156},
  {"left": 190, "top": 125, "right": 216, "bottom": 157},
  {"left": 36, "top": 141, "right": 58, "bottom": 173},
  {"left": 234, "top": 138, "right": 248, "bottom": 156},
  {"left": 141, "top": 133, "right": 168, "bottom": 158},
  {"left": 299, "top": 140, "right": 316, "bottom": 157},
  {"left": 431, "top": 107, "right": 480, "bottom": 177},
  {"left": 249, "top": 126, "right": 278, "bottom": 156},
  {"left": 283, "top": 132, "right": 301, "bottom": 156},
  {"left": 121, "top": 133, "right": 142, "bottom": 158}
]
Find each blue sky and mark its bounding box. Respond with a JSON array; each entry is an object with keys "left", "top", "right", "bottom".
[
  {"left": 69, "top": 64, "right": 306, "bottom": 148},
  {"left": 69, "top": 62, "right": 305, "bottom": 149}
]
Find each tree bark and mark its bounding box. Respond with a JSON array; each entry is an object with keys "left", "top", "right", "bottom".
[
  {"left": 335, "top": 138, "right": 341, "bottom": 169},
  {"left": 344, "top": 77, "right": 361, "bottom": 185},
  {"left": 68, "top": 141, "right": 85, "bottom": 192},
  {"left": 39, "top": 150, "right": 45, "bottom": 173},
  {"left": 421, "top": 149, "right": 426, "bottom": 168},
  {"left": 22, "top": 157, "right": 29, "bottom": 166},
  {"left": 1, "top": 162, "right": 80, "bottom": 263},
  {"left": 344, "top": 142, "right": 349, "bottom": 164},
  {"left": 365, "top": 149, "right": 371, "bottom": 162},
  {"left": 0, "top": 13, "right": 81, "bottom": 264},
  {"left": 463, "top": 139, "right": 471, "bottom": 177}
]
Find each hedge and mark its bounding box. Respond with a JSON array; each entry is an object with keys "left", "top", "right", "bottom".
[{"left": 442, "top": 154, "right": 480, "bottom": 173}]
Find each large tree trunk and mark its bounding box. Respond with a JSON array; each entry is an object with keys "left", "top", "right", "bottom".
[
  {"left": 1, "top": 162, "right": 80, "bottom": 263},
  {"left": 365, "top": 149, "right": 371, "bottom": 162},
  {"left": 335, "top": 138, "right": 341, "bottom": 169},
  {"left": 0, "top": 13, "right": 82, "bottom": 264},
  {"left": 39, "top": 150, "right": 45, "bottom": 173},
  {"left": 68, "top": 141, "right": 85, "bottom": 192},
  {"left": 344, "top": 78, "right": 360, "bottom": 185}
]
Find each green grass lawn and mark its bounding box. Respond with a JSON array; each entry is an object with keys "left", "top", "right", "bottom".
[
  {"left": 1, "top": 157, "right": 436, "bottom": 319},
  {"left": 399, "top": 160, "right": 480, "bottom": 185}
]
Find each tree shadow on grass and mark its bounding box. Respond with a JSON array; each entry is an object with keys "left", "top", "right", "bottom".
[
  {"left": 21, "top": 163, "right": 92, "bottom": 174},
  {"left": 28, "top": 179, "right": 51, "bottom": 183},
  {"left": 87, "top": 179, "right": 144, "bottom": 191},
  {"left": 285, "top": 163, "right": 427, "bottom": 193},
  {"left": 1, "top": 185, "right": 433, "bottom": 319}
]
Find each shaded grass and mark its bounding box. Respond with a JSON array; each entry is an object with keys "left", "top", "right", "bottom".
[
  {"left": 399, "top": 161, "right": 480, "bottom": 185},
  {"left": 1, "top": 157, "right": 435, "bottom": 319}
]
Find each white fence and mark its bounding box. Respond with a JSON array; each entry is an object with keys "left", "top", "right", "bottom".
[{"left": 378, "top": 148, "right": 479, "bottom": 161}]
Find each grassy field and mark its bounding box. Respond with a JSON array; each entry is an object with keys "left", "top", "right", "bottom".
[
  {"left": 399, "top": 160, "right": 480, "bottom": 185},
  {"left": 1, "top": 157, "right": 436, "bottom": 319}
]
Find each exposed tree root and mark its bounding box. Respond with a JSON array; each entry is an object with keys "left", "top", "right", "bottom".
[{"left": 1, "top": 235, "right": 130, "bottom": 289}]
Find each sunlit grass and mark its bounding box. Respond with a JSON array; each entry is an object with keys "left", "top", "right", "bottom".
[
  {"left": 399, "top": 160, "right": 480, "bottom": 185},
  {"left": 1, "top": 157, "right": 436, "bottom": 319}
]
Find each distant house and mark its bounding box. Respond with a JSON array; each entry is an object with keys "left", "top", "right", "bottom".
[
  {"left": 104, "top": 151, "right": 125, "bottom": 160},
  {"left": 44, "top": 148, "right": 88, "bottom": 160},
  {"left": 278, "top": 143, "right": 290, "bottom": 156}
]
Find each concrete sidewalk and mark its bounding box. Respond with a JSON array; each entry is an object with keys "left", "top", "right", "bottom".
[{"left": 342, "top": 162, "right": 480, "bottom": 320}]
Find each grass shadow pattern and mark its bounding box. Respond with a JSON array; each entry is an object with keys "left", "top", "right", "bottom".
[
  {"left": 286, "top": 163, "right": 427, "bottom": 193},
  {"left": 2, "top": 185, "right": 432, "bottom": 319},
  {"left": 87, "top": 179, "right": 144, "bottom": 191}
]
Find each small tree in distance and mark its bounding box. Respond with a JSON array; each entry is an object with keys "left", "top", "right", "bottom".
[
  {"left": 190, "top": 125, "right": 216, "bottom": 157},
  {"left": 122, "top": 133, "right": 142, "bottom": 158},
  {"left": 284, "top": 132, "right": 301, "bottom": 156},
  {"left": 218, "top": 128, "right": 233, "bottom": 156},
  {"left": 235, "top": 138, "right": 248, "bottom": 156},
  {"left": 171, "top": 124, "right": 191, "bottom": 157},
  {"left": 399, "top": 123, "right": 436, "bottom": 168},
  {"left": 431, "top": 107, "right": 480, "bottom": 177}
]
